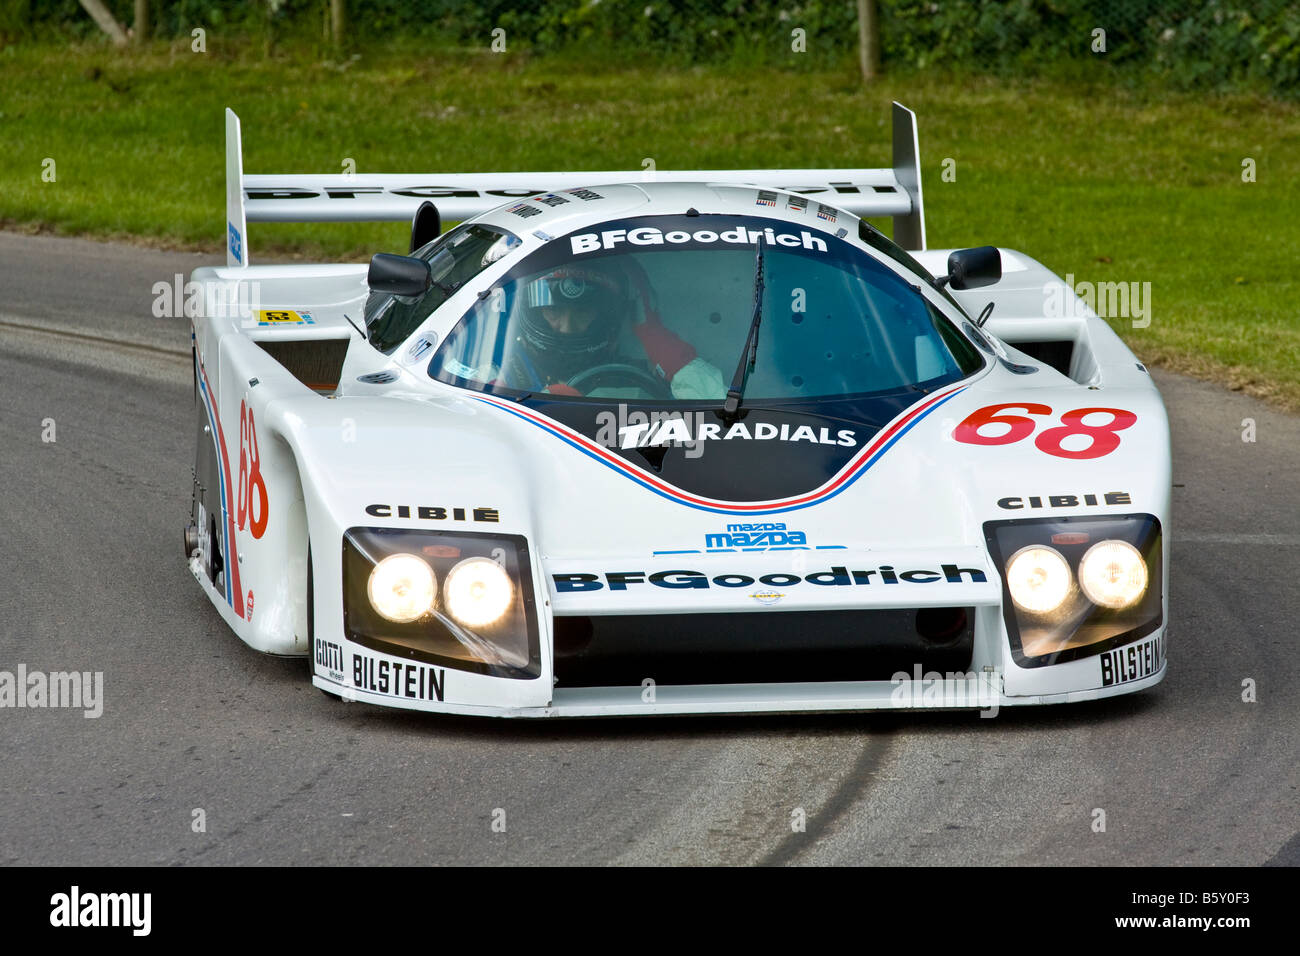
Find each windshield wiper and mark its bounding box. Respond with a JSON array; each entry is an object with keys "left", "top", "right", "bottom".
[{"left": 721, "top": 235, "right": 766, "bottom": 422}]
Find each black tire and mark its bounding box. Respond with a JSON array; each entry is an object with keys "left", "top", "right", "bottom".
[{"left": 304, "top": 542, "right": 343, "bottom": 702}]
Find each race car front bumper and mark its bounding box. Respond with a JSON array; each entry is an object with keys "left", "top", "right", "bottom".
[
  {"left": 312, "top": 659, "right": 1166, "bottom": 717},
  {"left": 308, "top": 519, "right": 1167, "bottom": 717},
  {"left": 310, "top": 597, "right": 1167, "bottom": 718}
]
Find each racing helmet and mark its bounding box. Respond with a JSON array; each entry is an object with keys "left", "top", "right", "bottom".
[{"left": 517, "top": 262, "right": 633, "bottom": 381}]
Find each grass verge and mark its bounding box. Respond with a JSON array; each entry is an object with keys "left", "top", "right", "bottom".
[{"left": 2, "top": 40, "right": 1297, "bottom": 408}]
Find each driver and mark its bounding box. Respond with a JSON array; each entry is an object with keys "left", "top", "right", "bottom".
[{"left": 510, "top": 259, "right": 725, "bottom": 400}]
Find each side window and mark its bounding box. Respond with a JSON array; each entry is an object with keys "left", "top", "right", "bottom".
[
  {"left": 930, "top": 303, "right": 985, "bottom": 376},
  {"left": 859, "top": 220, "right": 972, "bottom": 320},
  {"left": 858, "top": 220, "right": 935, "bottom": 280},
  {"left": 364, "top": 224, "right": 520, "bottom": 354}
]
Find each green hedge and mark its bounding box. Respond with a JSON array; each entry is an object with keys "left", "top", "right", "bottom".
[{"left": 3, "top": 1, "right": 1296, "bottom": 95}]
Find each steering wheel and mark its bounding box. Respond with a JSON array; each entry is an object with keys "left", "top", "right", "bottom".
[{"left": 565, "top": 363, "right": 672, "bottom": 399}]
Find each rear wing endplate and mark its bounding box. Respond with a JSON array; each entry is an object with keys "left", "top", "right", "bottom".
[{"left": 224, "top": 103, "right": 926, "bottom": 267}]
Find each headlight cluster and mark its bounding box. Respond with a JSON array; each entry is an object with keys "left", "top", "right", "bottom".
[
  {"left": 365, "top": 552, "right": 515, "bottom": 629},
  {"left": 1005, "top": 540, "right": 1148, "bottom": 614},
  {"left": 344, "top": 528, "right": 539, "bottom": 679},
  {"left": 985, "top": 515, "right": 1162, "bottom": 668}
]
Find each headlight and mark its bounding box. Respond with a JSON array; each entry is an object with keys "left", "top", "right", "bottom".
[
  {"left": 1079, "top": 540, "right": 1147, "bottom": 609},
  {"left": 985, "top": 515, "right": 1163, "bottom": 668},
  {"left": 444, "top": 557, "right": 514, "bottom": 628},
  {"left": 344, "top": 529, "right": 540, "bottom": 680},
  {"left": 367, "top": 553, "right": 437, "bottom": 623},
  {"left": 1006, "top": 545, "right": 1072, "bottom": 613}
]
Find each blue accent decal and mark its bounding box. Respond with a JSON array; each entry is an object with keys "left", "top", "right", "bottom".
[{"left": 228, "top": 222, "right": 243, "bottom": 264}]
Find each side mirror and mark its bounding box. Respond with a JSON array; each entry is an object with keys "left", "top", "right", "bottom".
[
  {"left": 409, "top": 201, "right": 442, "bottom": 253},
  {"left": 941, "top": 246, "right": 1001, "bottom": 290},
  {"left": 368, "top": 253, "right": 431, "bottom": 297}
]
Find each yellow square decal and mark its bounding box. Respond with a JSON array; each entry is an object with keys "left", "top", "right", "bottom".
[{"left": 256, "top": 309, "right": 315, "bottom": 326}]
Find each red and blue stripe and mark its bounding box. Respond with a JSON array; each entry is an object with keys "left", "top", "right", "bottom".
[{"left": 195, "top": 353, "right": 245, "bottom": 616}]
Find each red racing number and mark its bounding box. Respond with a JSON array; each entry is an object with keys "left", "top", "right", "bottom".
[
  {"left": 1033, "top": 407, "right": 1137, "bottom": 460},
  {"left": 237, "top": 400, "right": 269, "bottom": 539},
  {"left": 951, "top": 403, "right": 1052, "bottom": 446},
  {"left": 954, "top": 403, "right": 1136, "bottom": 460}
]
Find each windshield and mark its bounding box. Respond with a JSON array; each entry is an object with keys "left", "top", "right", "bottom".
[
  {"left": 429, "top": 214, "right": 982, "bottom": 402},
  {"left": 364, "top": 222, "right": 520, "bottom": 353}
]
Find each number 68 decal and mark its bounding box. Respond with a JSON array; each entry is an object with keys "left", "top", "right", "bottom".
[
  {"left": 953, "top": 403, "right": 1137, "bottom": 460},
  {"left": 237, "top": 400, "right": 269, "bottom": 538}
]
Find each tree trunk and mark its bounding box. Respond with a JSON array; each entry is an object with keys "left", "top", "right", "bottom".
[
  {"left": 78, "top": 0, "right": 129, "bottom": 47},
  {"left": 331, "top": 0, "right": 346, "bottom": 49},
  {"left": 857, "top": 0, "right": 880, "bottom": 82},
  {"left": 134, "top": 0, "right": 149, "bottom": 44}
]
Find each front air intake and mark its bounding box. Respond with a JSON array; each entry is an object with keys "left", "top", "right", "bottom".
[{"left": 552, "top": 608, "right": 974, "bottom": 687}]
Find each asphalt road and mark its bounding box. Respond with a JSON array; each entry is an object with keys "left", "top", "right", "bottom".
[{"left": 1, "top": 231, "right": 1296, "bottom": 866}]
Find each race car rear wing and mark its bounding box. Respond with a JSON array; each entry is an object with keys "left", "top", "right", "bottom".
[{"left": 224, "top": 102, "right": 926, "bottom": 267}]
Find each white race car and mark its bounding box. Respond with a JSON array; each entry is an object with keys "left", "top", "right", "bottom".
[{"left": 184, "top": 105, "right": 1168, "bottom": 716}]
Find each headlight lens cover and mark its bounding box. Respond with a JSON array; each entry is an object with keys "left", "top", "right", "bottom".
[
  {"left": 1078, "top": 540, "right": 1148, "bottom": 609},
  {"left": 344, "top": 528, "right": 539, "bottom": 679},
  {"left": 367, "top": 553, "right": 437, "bottom": 623},
  {"left": 985, "top": 514, "right": 1162, "bottom": 668},
  {"left": 1006, "top": 546, "right": 1073, "bottom": 613},
  {"left": 444, "top": 557, "right": 514, "bottom": 628}
]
